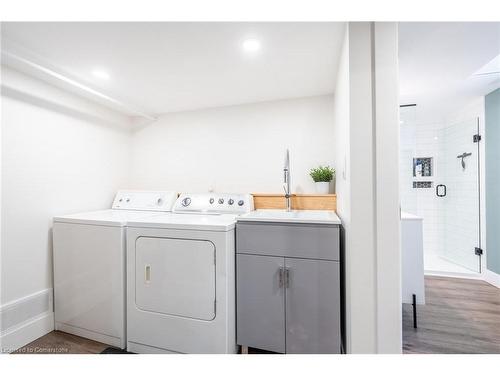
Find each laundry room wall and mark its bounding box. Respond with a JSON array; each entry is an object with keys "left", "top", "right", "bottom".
[
  {"left": 130, "top": 95, "right": 336, "bottom": 194},
  {"left": 0, "top": 67, "right": 132, "bottom": 351}
]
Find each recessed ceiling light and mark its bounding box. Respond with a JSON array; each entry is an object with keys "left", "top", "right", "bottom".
[
  {"left": 92, "top": 69, "right": 110, "bottom": 80},
  {"left": 242, "top": 38, "right": 261, "bottom": 53}
]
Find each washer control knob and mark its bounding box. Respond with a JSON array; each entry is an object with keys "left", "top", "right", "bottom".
[
  {"left": 182, "top": 197, "right": 191, "bottom": 207},
  {"left": 126, "top": 198, "right": 130, "bottom": 203},
  {"left": 228, "top": 199, "right": 234, "bottom": 205},
  {"left": 157, "top": 198, "right": 163, "bottom": 205},
  {"left": 218, "top": 198, "right": 224, "bottom": 204},
  {"left": 119, "top": 198, "right": 123, "bottom": 202},
  {"left": 209, "top": 197, "right": 215, "bottom": 204},
  {"left": 238, "top": 200, "right": 245, "bottom": 206}
]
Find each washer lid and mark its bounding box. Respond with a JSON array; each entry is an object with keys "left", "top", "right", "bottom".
[
  {"left": 127, "top": 213, "right": 238, "bottom": 231},
  {"left": 53, "top": 209, "right": 166, "bottom": 227}
]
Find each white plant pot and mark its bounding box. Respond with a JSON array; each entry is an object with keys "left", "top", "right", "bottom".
[{"left": 315, "top": 181, "right": 330, "bottom": 194}]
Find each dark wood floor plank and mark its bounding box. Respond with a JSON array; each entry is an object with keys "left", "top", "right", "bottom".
[{"left": 403, "top": 276, "right": 500, "bottom": 354}]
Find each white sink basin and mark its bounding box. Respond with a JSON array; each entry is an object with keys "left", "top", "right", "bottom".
[{"left": 237, "top": 209, "right": 341, "bottom": 225}]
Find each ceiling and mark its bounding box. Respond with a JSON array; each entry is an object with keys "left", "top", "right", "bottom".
[
  {"left": 399, "top": 22, "right": 500, "bottom": 124},
  {"left": 1, "top": 22, "right": 346, "bottom": 116}
]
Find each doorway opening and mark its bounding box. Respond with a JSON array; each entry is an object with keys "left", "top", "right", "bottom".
[{"left": 398, "top": 21, "right": 500, "bottom": 354}]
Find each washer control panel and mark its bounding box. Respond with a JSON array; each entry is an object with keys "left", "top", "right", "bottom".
[
  {"left": 112, "top": 190, "right": 178, "bottom": 211},
  {"left": 173, "top": 193, "right": 254, "bottom": 214}
]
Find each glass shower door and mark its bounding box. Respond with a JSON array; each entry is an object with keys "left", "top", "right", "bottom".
[{"left": 438, "top": 118, "right": 481, "bottom": 273}]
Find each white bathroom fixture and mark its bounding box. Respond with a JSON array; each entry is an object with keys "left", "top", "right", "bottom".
[
  {"left": 52, "top": 190, "right": 177, "bottom": 349},
  {"left": 126, "top": 193, "right": 253, "bottom": 354}
]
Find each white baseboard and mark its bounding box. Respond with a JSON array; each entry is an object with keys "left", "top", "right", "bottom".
[
  {"left": 55, "top": 322, "right": 123, "bottom": 349},
  {"left": 0, "top": 288, "right": 54, "bottom": 353},
  {"left": 484, "top": 269, "right": 500, "bottom": 288},
  {"left": 0, "top": 312, "right": 54, "bottom": 353},
  {"left": 424, "top": 270, "right": 483, "bottom": 280}
]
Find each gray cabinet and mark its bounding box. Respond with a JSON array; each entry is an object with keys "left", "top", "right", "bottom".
[
  {"left": 236, "top": 254, "right": 285, "bottom": 352},
  {"left": 236, "top": 222, "right": 341, "bottom": 354},
  {"left": 285, "top": 258, "right": 340, "bottom": 353}
]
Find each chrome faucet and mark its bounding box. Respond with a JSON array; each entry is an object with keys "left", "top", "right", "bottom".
[{"left": 283, "top": 149, "right": 291, "bottom": 212}]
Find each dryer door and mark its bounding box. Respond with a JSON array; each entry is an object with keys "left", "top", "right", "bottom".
[{"left": 135, "top": 237, "right": 216, "bottom": 321}]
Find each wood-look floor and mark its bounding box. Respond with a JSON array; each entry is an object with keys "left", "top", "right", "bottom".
[
  {"left": 13, "top": 276, "right": 500, "bottom": 354},
  {"left": 403, "top": 276, "right": 500, "bottom": 354},
  {"left": 13, "top": 331, "right": 108, "bottom": 354}
]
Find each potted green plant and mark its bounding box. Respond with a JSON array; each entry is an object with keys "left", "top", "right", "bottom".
[{"left": 309, "top": 165, "right": 335, "bottom": 194}]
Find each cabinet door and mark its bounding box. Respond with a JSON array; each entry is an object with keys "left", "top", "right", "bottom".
[
  {"left": 237, "top": 254, "right": 285, "bottom": 353},
  {"left": 285, "top": 258, "right": 341, "bottom": 353}
]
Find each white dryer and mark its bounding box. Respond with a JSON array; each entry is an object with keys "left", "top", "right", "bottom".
[
  {"left": 126, "top": 193, "right": 253, "bottom": 354},
  {"left": 53, "top": 190, "right": 177, "bottom": 349}
]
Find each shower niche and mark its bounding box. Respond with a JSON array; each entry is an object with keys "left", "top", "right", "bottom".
[
  {"left": 413, "top": 157, "right": 433, "bottom": 177},
  {"left": 412, "top": 157, "right": 433, "bottom": 188}
]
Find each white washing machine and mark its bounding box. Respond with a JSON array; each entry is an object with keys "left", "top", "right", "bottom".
[
  {"left": 126, "top": 193, "right": 253, "bottom": 354},
  {"left": 53, "top": 190, "right": 177, "bottom": 349}
]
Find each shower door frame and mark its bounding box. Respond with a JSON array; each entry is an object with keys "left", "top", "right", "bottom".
[{"left": 436, "top": 115, "right": 487, "bottom": 278}]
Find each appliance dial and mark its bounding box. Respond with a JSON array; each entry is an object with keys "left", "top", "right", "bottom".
[
  {"left": 209, "top": 197, "right": 215, "bottom": 204},
  {"left": 238, "top": 200, "right": 244, "bottom": 206},
  {"left": 228, "top": 199, "right": 234, "bottom": 205},
  {"left": 126, "top": 198, "right": 130, "bottom": 202},
  {"left": 218, "top": 198, "right": 224, "bottom": 204},
  {"left": 182, "top": 197, "right": 191, "bottom": 207},
  {"left": 157, "top": 198, "right": 163, "bottom": 205}
]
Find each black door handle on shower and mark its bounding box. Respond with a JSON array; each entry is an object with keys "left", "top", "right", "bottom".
[{"left": 436, "top": 184, "right": 446, "bottom": 197}]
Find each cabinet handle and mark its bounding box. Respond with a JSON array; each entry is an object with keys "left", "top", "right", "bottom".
[
  {"left": 284, "top": 268, "right": 290, "bottom": 288},
  {"left": 278, "top": 267, "right": 284, "bottom": 288}
]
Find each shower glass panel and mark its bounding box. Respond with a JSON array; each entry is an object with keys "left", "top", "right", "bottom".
[
  {"left": 438, "top": 118, "right": 481, "bottom": 273},
  {"left": 399, "top": 106, "right": 418, "bottom": 214},
  {"left": 399, "top": 110, "right": 481, "bottom": 275}
]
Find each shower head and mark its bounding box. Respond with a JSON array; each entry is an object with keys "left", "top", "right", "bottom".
[{"left": 457, "top": 152, "right": 472, "bottom": 170}]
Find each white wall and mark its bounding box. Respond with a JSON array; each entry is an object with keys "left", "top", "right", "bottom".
[
  {"left": 332, "top": 27, "right": 350, "bottom": 222},
  {"left": 341, "top": 22, "right": 401, "bottom": 354},
  {"left": 346, "top": 22, "right": 378, "bottom": 354},
  {"left": 373, "top": 22, "right": 401, "bottom": 354},
  {"left": 331, "top": 25, "right": 351, "bottom": 352},
  {"left": 0, "top": 67, "right": 131, "bottom": 351},
  {"left": 130, "top": 96, "right": 336, "bottom": 194}
]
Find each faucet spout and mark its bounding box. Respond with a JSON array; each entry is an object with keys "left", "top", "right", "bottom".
[{"left": 283, "top": 149, "right": 291, "bottom": 212}]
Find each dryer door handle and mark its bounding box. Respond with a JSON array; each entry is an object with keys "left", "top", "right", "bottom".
[{"left": 145, "top": 264, "right": 151, "bottom": 283}]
